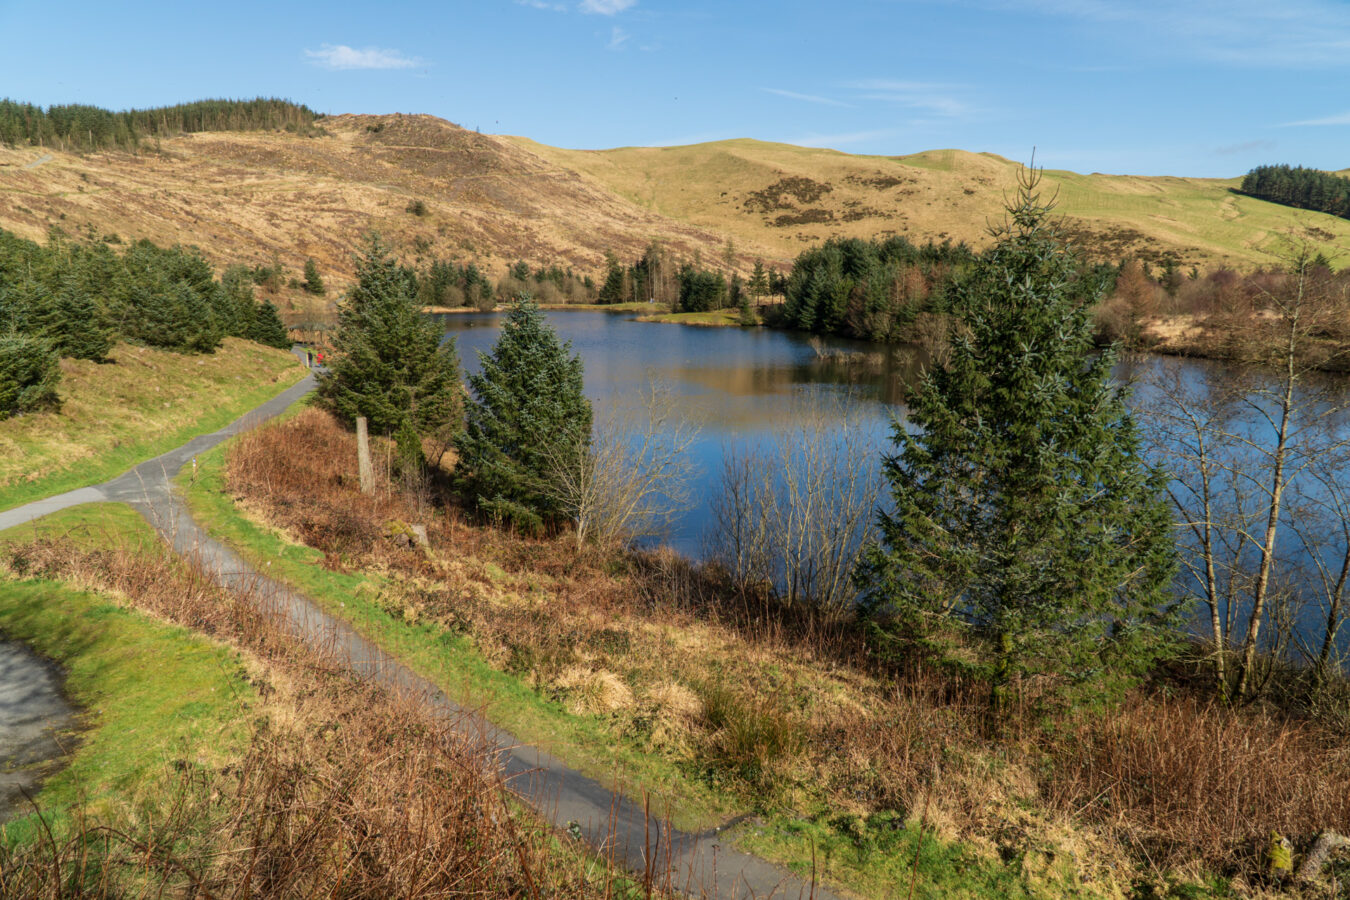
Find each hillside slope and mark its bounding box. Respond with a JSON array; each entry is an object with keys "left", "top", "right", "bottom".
[
  {"left": 0, "top": 114, "right": 762, "bottom": 290},
  {"left": 3, "top": 111, "right": 1347, "bottom": 289},
  {"left": 509, "top": 138, "right": 1350, "bottom": 269}
]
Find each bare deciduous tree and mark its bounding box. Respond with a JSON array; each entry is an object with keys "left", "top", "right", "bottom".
[
  {"left": 710, "top": 392, "right": 883, "bottom": 618},
  {"left": 1142, "top": 240, "right": 1350, "bottom": 700},
  {"left": 546, "top": 382, "right": 700, "bottom": 549}
]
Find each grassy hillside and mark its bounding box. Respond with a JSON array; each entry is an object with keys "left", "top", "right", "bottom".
[
  {"left": 2, "top": 108, "right": 1344, "bottom": 292},
  {"left": 0, "top": 113, "right": 749, "bottom": 295},
  {"left": 510, "top": 138, "right": 1350, "bottom": 269},
  {"left": 0, "top": 338, "right": 305, "bottom": 510}
]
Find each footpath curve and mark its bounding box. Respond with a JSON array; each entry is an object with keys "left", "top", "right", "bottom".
[{"left": 0, "top": 375, "right": 841, "bottom": 900}]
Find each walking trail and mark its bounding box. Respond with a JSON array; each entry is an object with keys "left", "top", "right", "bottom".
[{"left": 0, "top": 375, "right": 841, "bottom": 900}]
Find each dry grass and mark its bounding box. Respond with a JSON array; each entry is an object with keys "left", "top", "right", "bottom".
[
  {"left": 0, "top": 115, "right": 745, "bottom": 290},
  {"left": 0, "top": 338, "right": 304, "bottom": 505},
  {"left": 219, "top": 406, "right": 1350, "bottom": 889},
  {"left": 0, "top": 523, "right": 634, "bottom": 898},
  {"left": 5, "top": 114, "right": 1342, "bottom": 303}
]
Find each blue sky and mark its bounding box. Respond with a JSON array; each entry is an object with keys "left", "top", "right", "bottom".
[{"left": 2, "top": 0, "right": 1348, "bottom": 177}]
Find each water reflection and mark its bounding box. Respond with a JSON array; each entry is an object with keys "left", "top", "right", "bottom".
[{"left": 439, "top": 311, "right": 1350, "bottom": 658}]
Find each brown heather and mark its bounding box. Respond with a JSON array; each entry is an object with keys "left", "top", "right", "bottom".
[
  {"left": 223, "top": 407, "right": 1350, "bottom": 886},
  {"left": 0, "top": 522, "right": 634, "bottom": 898}
]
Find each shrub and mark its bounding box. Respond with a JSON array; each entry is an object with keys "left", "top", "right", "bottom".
[{"left": 0, "top": 335, "right": 60, "bottom": 418}]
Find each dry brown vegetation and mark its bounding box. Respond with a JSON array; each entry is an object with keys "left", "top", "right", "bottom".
[
  {"left": 223, "top": 406, "right": 1350, "bottom": 890},
  {"left": 1099, "top": 261, "right": 1350, "bottom": 368},
  {"left": 0, "top": 114, "right": 748, "bottom": 301},
  {"left": 7, "top": 113, "right": 1350, "bottom": 312},
  {"left": 0, "top": 524, "right": 631, "bottom": 898}
]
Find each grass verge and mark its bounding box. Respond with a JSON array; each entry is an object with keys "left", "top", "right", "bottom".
[
  {"left": 0, "top": 338, "right": 306, "bottom": 512},
  {"left": 178, "top": 435, "right": 732, "bottom": 833},
  {"left": 0, "top": 504, "right": 255, "bottom": 841}
]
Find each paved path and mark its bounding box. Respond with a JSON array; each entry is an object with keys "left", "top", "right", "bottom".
[{"left": 0, "top": 376, "right": 840, "bottom": 899}]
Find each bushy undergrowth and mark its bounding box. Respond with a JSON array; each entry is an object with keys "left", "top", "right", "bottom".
[
  {"left": 0, "top": 527, "right": 627, "bottom": 898},
  {"left": 223, "top": 406, "right": 1350, "bottom": 889}
]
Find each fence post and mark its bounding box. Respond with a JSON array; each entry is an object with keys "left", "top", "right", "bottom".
[{"left": 356, "top": 416, "right": 375, "bottom": 495}]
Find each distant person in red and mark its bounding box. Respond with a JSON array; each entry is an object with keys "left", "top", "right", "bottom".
[{"left": 317, "top": 351, "right": 325, "bottom": 366}]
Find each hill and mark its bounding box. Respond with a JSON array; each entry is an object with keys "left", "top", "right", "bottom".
[
  {"left": 0, "top": 113, "right": 749, "bottom": 293},
  {"left": 509, "top": 137, "right": 1350, "bottom": 270},
  {"left": 3, "top": 110, "right": 1349, "bottom": 293}
]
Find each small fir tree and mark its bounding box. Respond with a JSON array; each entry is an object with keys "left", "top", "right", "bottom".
[
  {"left": 598, "top": 252, "right": 626, "bottom": 305},
  {"left": 856, "top": 167, "right": 1179, "bottom": 714},
  {"left": 319, "top": 236, "right": 461, "bottom": 435},
  {"left": 303, "top": 257, "right": 326, "bottom": 295},
  {"left": 248, "top": 299, "right": 291, "bottom": 349},
  {"left": 455, "top": 294, "right": 591, "bottom": 533},
  {"left": 748, "top": 259, "right": 770, "bottom": 301},
  {"left": 0, "top": 335, "right": 60, "bottom": 418}
]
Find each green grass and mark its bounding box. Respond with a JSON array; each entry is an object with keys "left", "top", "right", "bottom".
[
  {"left": 636, "top": 308, "right": 744, "bottom": 327},
  {"left": 0, "top": 504, "right": 256, "bottom": 840},
  {"left": 173, "top": 421, "right": 1138, "bottom": 898},
  {"left": 177, "top": 437, "right": 733, "bottom": 833},
  {"left": 0, "top": 339, "right": 306, "bottom": 512},
  {"left": 736, "top": 810, "right": 1097, "bottom": 900}
]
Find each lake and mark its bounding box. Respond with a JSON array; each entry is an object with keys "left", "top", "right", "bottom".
[{"left": 440, "top": 309, "right": 1350, "bottom": 659}]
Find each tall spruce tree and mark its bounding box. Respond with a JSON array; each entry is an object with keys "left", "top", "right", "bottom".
[
  {"left": 856, "top": 167, "right": 1179, "bottom": 713},
  {"left": 319, "top": 237, "right": 460, "bottom": 435},
  {"left": 455, "top": 294, "right": 591, "bottom": 533}
]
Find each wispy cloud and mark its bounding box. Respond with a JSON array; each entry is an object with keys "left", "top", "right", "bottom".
[
  {"left": 1213, "top": 139, "right": 1277, "bottom": 154},
  {"left": 516, "top": 0, "right": 568, "bottom": 9},
  {"left": 989, "top": 0, "right": 1350, "bottom": 67},
  {"left": 1281, "top": 111, "right": 1350, "bottom": 127},
  {"left": 580, "top": 0, "right": 636, "bottom": 14},
  {"left": 304, "top": 44, "right": 421, "bottom": 70},
  {"left": 846, "top": 79, "right": 972, "bottom": 118},
  {"left": 786, "top": 128, "right": 900, "bottom": 149},
  {"left": 762, "top": 88, "right": 852, "bottom": 108},
  {"left": 607, "top": 26, "right": 630, "bottom": 49}
]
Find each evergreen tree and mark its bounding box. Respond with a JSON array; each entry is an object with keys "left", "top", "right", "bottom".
[
  {"left": 856, "top": 168, "right": 1179, "bottom": 714},
  {"left": 318, "top": 237, "right": 461, "bottom": 435},
  {"left": 248, "top": 299, "right": 291, "bottom": 349},
  {"left": 598, "top": 252, "right": 626, "bottom": 305},
  {"left": 0, "top": 335, "right": 60, "bottom": 418},
  {"left": 303, "top": 257, "right": 326, "bottom": 295},
  {"left": 748, "top": 259, "right": 770, "bottom": 301},
  {"left": 47, "top": 273, "right": 112, "bottom": 360},
  {"left": 455, "top": 294, "right": 591, "bottom": 533}
]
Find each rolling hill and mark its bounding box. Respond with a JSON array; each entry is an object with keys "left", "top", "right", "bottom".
[{"left": 2, "top": 111, "right": 1347, "bottom": 297}]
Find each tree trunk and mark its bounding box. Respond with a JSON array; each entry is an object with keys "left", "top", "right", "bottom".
[{"left": 1235, "top": 324, "right": 1298, "bottom": 700}]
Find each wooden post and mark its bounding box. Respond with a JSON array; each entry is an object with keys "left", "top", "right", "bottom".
[{"left": 356, "top": 417, "right": 374, "bottom": 495}]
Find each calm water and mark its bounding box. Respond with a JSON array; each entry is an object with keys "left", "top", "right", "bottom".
[
  {"left": 440, "top": 310, "right": 1350, "bottom": 657},
  {"left": 438, "top": 310, "right": 913, "bottom": 555}
]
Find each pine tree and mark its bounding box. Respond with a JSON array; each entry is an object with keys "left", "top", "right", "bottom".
[
  {"left": 248, "top": 299, "right": 291, "bottom": 349},
  {"left": 49, "top": 273, "right": 112, "bottom": 360},
  {"left": 455, "top": 294, "right": 591, "bottom": 533},
  {"left": 303, "top": 257, "right": 326, "bottom": 295},
  {"left": 748, "top": 259, "right": 769, "bottom": 301},
  {"left": 319, "top": 237, "right": 461, "bottom": 436},
  {"left": 0, "top": 335, "right": 60, "bottom": 419},
  {"left": 856, "top": 167, "right": 1179, "bottom": 714}
]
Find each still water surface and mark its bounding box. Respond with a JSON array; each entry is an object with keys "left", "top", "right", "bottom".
[
  {"left": 439, "top": 310, "right": 911, "bottom": 556},
  {"left": 440, "top": 309, "right": 1350, "bottom": 656}
]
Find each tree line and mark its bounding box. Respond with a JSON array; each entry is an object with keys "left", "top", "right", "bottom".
[
  {"left": 1239, "top": 164, "right": 1350, "bottom": 221},
  {"left": 0, "top": 227, "right": 289, "bottom": 418},
  {"left": 0, "top": 98, "right": 321, "bottom": 153}
]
